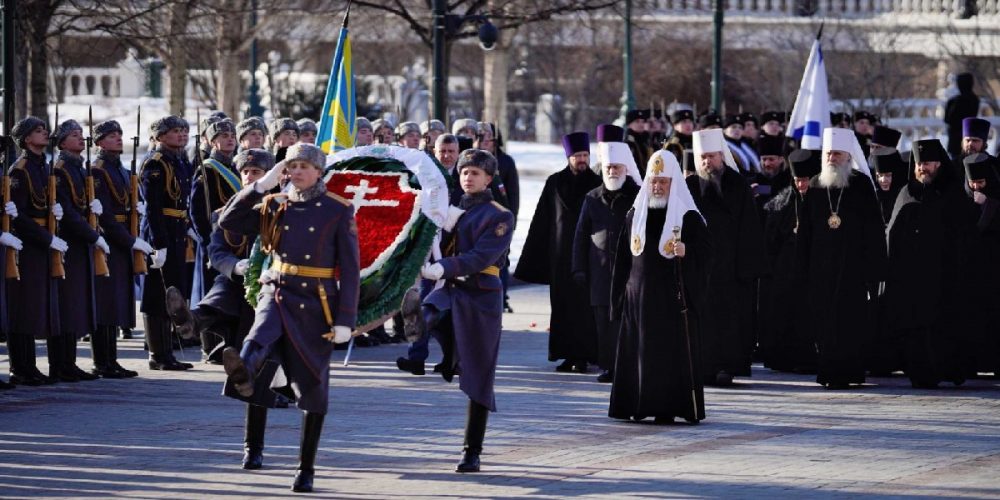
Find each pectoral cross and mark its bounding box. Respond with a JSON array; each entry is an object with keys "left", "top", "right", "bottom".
[{"left": 345, "top": 179, "right": 399, "bottom": 210}]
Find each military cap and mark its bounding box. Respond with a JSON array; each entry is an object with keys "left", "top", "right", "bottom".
[
  {"left": 671, "top": 109, "right": 695, "bottom": 123},
  {"left": 830, "top": 112, "right": 852, "bottom": 126},
  {"left": 723, "top": 114, "right": 742, "bottom": 128},
  {"left": 853, "top": 110, "right": 875, "bottom": 123},
  {"left": 283, "top": 143, "right": 326, "bottom": 170},
  {"left": 476, "top": 121, "right": 497, "bottom": 137},
  {"left": 738, "top": 112, "right": 759, "bottom": 126},
  {"left": 236, "top": 117, "right": 267, "bottom": 141},
  {"left": 200, "top": 112, "right": 227, "bottom": 135},
  {"left": 395, "top": 121, "right": 420, "bottom": 138},
  {"left": 760, "top": 111, "right": 785, "bottom": 124},
  {"left": 296, "top": 118, "right": 318, "bottom": 135},
  {"left": 625, "top": 109, "right": 650, "bottom": 124},
  {"left": 371, "top": 118, "right": 394, "bottom": 134},
  {"left": 11, "top": 116, "right": 48, "bottom": 149},
  {"left": 206, "top": 118, "right": 236, "bottom": 143},
  {"left": 698, "top": 113, "right": 723, "bottom": 129},
  {"left": 456, "top": 148, "right": 497, "bottom": 176},
  {"left": 233, "top": 148, "right": 276, "bottom": 172},
  {"left": 451, "top": 118, "right": 478, "bottom": 136},
  {"left": 153, "top": 115, "right": 189, "bottom": 139},
  {"left": 94, "top": 120, "right": 123, "bottom": 143},
  {"left": 356, "top": 117, "right": 373, "bottom": 131},
  {"left": 269, "top": 117, "right": 299, "bottom": 142},
  {"left": 420, "top": 119, "right": 446, "bottom": 135},
  {"left": 55, "top": 119, "right": 84, "bottom": 146}
]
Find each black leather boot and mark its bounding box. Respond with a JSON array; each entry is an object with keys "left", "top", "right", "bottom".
[
  {"left": 91, "top": 326, "right": 122, "bottom": 378},
  {"left": 165, "top": 286, "right": 198, "bottom": 340},
  {"left": 456, "top": 400, "right": 489, "bottom": 473},
  {"left": 8, "top": 334, "right": 44, "bottom": 386},
  {"left": 223, "top": 341, "right": 269, "bottom": 398},
  {"left": 243, "top": 404, "right": 267, "bottom": 470},
  {"left": 47, "top": 336, "right": 75, "bottom": 382},
  {"left": 106, "top": 326, "right": 138, "bottom": 377},
  {"left": 291, "top": 412, "right": 325, "bottom": 492},
  {"left": 64, "top": 333, "right": 98, "bottom": 381},
  {"left": 146, "top": 315, "right": 187, "bottom": 370}
]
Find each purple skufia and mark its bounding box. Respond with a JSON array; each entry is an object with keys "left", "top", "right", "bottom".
[
  {"left": 596, "top": 124, "right": 624, "bottom": 143},
  {"left": 562, "top": 132, "right": 590, "bottom": 156}
]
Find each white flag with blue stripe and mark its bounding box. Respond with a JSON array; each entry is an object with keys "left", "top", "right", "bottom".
[{"left": 787, "top": 39, "right": 830, "bottom": 150}]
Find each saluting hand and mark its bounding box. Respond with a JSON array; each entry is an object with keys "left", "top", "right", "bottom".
[{"left": 254, "top": 160, "right": 286, "bottom": 193}]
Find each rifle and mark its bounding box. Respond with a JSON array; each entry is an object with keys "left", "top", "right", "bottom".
[
  {"left": 195, "top": 108, "right": 212, "bottom": 227},
  {"left": 1, "top": 133, "right": 17, "bottom": 279},
  {"left": 130, "top": 106, "right": 146, "bottom": 275},
  {"left": 86, "top": 105, "right": 109, "bottom": 276},
  {"left": 49, "top": 104, "right": 65, "bottom": 279},
  {"left": 672, "top": 226, "right": 699, "bottom": 422}
]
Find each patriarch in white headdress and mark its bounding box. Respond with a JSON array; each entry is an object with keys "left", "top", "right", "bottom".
[{"left": 630, "top": 150, "right": 704, "bottom": 258}]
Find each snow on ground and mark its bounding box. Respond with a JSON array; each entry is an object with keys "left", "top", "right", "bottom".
[{"left": 46, "top": 96, "right": 577, "bottom": 269}]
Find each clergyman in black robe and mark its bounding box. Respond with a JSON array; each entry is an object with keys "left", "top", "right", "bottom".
[
  {"left": 609, "top": 151, "right": 710, "bottom": 424},
  {"left": 515, "top": 132, "right": 602, "bottom": 372},
  {"left": 798, "top": 128, "right": 887, "bottom": 389}
]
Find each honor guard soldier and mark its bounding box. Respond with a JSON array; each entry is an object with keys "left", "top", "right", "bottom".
[
  {"left": 91, "top": 120, "right": 151, "bottom": 378},
  {"left": 0, "top": 134, "right": 23, "bottom": 388},
  {"left": 372, "top": 118, "right": 395, "bottom": 144},
  {"left": 296, "top": 118, "right": 318, "bottom": 144},
  {"left": 354, "top": 117, "right": 374, "bottom": 146},
  {"left": 421, "top": 148, "right": 515, "bottom": 473},
  {"left": 420, "top": 119, "right": 446, "bottom": 154},
  {"left": 190, "top": 119, "right": 239, "bottom": 326},
  {"left": 664, "top": 109, "right": 695, "bottom": 163},
  {"left": 51, "top": 119, "right": 108, "bottom": 381},
  {"left": 140, "top": 115, "right": 195, "bottom": 371},
  {"left": 193, "top": 111, "right": 228, "bottom": 164},
  {"left": 6, "top": 117, "right": 66, "bottom": 385},
  {"left": 268, "top": 117, "right": 299, "bottom": 162},
  {"left": 218, "top": 143, "right": 360, "bottom": 493},
  {"left": 166, "top": 149, "right": 275, "bottom": 365},
  {"left": 236, "top": 117, "right": 268, "bottom": 152},
  {"left": 396, "top": 121, "right": 421, "bottom": 149}
]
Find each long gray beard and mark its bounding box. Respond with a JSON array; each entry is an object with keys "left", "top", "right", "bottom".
[
  {"left": 603, "top": 174, "right": 625, "bottom": 191},
  {"left": 287, "top": 180, "right": 327, "bottom": 202},
  {"left": 648, "top": 194, "right": 668, "bottom": 208},
  {"left": 818, "top": 162, "right": 851, "bottom": 189}
]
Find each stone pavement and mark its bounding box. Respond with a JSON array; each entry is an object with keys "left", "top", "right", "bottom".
[{"left": 1, "top": 284, "right": 999, "bottom": 499}]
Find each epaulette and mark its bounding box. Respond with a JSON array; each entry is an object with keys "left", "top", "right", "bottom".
[
  {"left": 490, "top": 200, "right": 510, "bottom": 213},
  {"left": 92, "top": 158, "right": 105, "bottom": 170},
  {"left": 10, "top": 158, "right": 26, "bottom": 173},
  {"left": 53, "top": 159, "right": 65, "bottom": 171},
  {"left": 326, "top": 191, "right": 351, "bottom": 207},
  {"left": 151, "top": 152, "right": 162, "bottom": 162}
]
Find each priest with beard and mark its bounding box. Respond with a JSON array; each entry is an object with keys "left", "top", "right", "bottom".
[
  {"left": 885, "top": 139, "right": 968, "bottom": 388},
  {"left": 687, "top": 129, "right": 768, "bottom": 386},
  {"left": 750, "top": 135, "right": 792, "bottom": 219},
  {"left": 609, "top": 151, "right": 710, "bottom": 424},
  {"left": 797, "top": 128, "right": 887, "bottom": 389},
  {"left": 958, "top": 118, "right": 992, "bottom": 161},
  {"left": 516, "top": 132, "right": 602, "bottom": 372},
  {"left": 957, "top": 153, "right": 1000, "bottom": 377},
  {"left": 759, "top": 148, "right": 821, "bottom": 373},
  {"left": 572, "top": 139, "right": 643, "bottom": 383}
]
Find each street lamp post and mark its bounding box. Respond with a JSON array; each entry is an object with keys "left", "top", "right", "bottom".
[
  {"left": 430, "top": 2, "right": 498, "bottom": 123},
  {"left": 247, "top": 0, "right": 264, "bottom": 118},
  {"left": 619, "top": 0, "right": 635, "bottom": 123},
  {"left": 711, "top": 0, "right": 724, "bottom": 111},
  {"left": 2, "top": 0, "right": 15, "bottom": 134}
]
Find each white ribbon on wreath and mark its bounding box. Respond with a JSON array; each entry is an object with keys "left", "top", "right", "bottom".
[{"left": 326, "top": 145, "right": 449, "bottom": 228}]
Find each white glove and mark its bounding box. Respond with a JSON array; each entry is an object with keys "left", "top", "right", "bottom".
[
  {"left": 973, "top": 191, "right": 987, "bottom": 205},
  {"left": 150, "top": 248, "right": 167, "bottom": 269},
  {"left": 4, "top": 201, "right": 18, "bottom": 219},
  {"left": 132, "top": 237, "right": 154, "bottom": 254},
  {"left": 234, "top": 259, "right": 250, "bottom": 276},
  {"left": 258, "top": 268, "right": 278, "bottom": 284},
  {"left": 0, "top": 232, "right": 23, "bottom": 250},
  {"left": 95, "top": 236, "right": 110, "bottom": 255},
  {"left": 332, "top": 326, "right": 352, "bottom": 344},
  {"left": 186, "top": 227, "right": 202, "bottom": 244},
  {"left": 89, "top": 199, "right": 103, "bottom": 216},
  {"left": 136, "top": 201, "right": 146, "bottom": 216},
  {"left": 49, "top": 235, "right": 68, "bottom": 253},
  {"left": 420, "top": 262, "right": 444, "bottom": 281},
  {"left": 51, "top": 203, "right": 63, "bottom": 221},
  {"left": 443, "top": 205, "right": 465, "bottom": 232},
  {"left": 255, "top": 161, "right": 285, "bottom": 193}
]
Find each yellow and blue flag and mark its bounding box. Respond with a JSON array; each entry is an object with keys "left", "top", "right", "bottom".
[{"left": 317, "top": 7, "right": 356, "bottom": 153}]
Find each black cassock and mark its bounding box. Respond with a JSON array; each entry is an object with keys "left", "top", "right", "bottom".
[
  {"left": 798, "top": 172, "right": 887, "bottom": 386},
  {"left": 957, "top": 183, "right": 1000, "bottom": 375},
  {"left": 759, "top": 186, "right": 814, "bottom": 372},
  {"left": 515, "top": 166, "right": 602, "bottom": 362},
  {"left": 609, "top": 209, "right": 710, "bottom": 422},
  {"left": 884, "top": 176, "right": 968, "bottom": 386},
  {"left": 686, "top": 169, "right": 768, "bottom": 380}
]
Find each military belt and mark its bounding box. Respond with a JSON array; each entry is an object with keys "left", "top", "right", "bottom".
[
  {"left": 32, "top": 217, "right": 47, "bottom": 225},
  {"left": 114, "top": 215, "right": 128, "bottom": 223},
  {"left": 481, "top": 265, "right": 500, "bottom": 277},
  {"left": 162, "top": 208, "right": 188, "bottom": 219},
  {"left": 271, "top": 256, "right": 336, "bottom": 279}
]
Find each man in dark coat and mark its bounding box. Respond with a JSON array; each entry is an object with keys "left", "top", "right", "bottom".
[
  {"left": 515, "top": 132, "right": 602, "bottom": 372},
  {"left": 750, "top": 135, "right": 792, "bottom": 219},
  {"left": 91, "top": 120, "right": 151, "bottom": 378},
  {"left": 664, "top": 109, "right": 695, "bottom": 164},
  {"left": 759, "top": 149, "right": 821, "bottom": 373},
  {"left": 688, "top": 129, "right": 769, "bottom": 385},
  {"left": 420, "top": 149, "right": 515, "bottom": 473},
  {"left": 5, "top": 117, "right": 65, "bottom": 386},
  {"left": 798, "top": 128, "right": 887, "bottom": 389},
  {"left": 572, "top": 140, "right": 641, "bottom": 383},
  {"left": 884, "top": 139, "right": 968, "bottom": 388},
  {"left": 958, "top": 117, "right": 992, "bottom": 161},
  {"left": 52, "top": 119, "right": 106, "bottom": 382},
  {"left": 609, "top": 151, "right": 710, "bottom": 424},
  {"left": 218, "top": 143, "right": 360, "bottom": 492},
  {"left": 625, "top": 109, "right": 653, "bottom": 173},
  {"left": 957, "top": 153, "right": 1000, "bottom": 377},
  {"left": 140, "top": 116, "right": 195, "bottom": 371},
  {"left": 945, "top": 73, "right": 980, "bottom": 159},
  {"left": 870, "top": 149, "right": 907, "bottom": 224}
]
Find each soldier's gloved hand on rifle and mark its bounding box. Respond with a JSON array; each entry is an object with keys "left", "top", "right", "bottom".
[
  {"left": 332, "top": 326, "right": 351, "bottom": 344},
  {"left": 136, "top": 201, "right": 146, "bottom": 216},
  {"left": 0, "top": 232, "right": 23, "bottom": 251},
  {"left": 4, "top": 201, "right": 18, "bottom": 219},
  {"left": 443, "top": 205, "right": 465, "bottom": 232},
  {"left": 234, "top": 259, "right": 250, "bottom": 276},
  {"left": 420, "top": 262, "right": 444, "bottom": 281},
  {"left": 49, "top": 235, "right": 68, "bottom": 253},
  {"left": 95, "top": 236, "right": 110, "bottom": 255},
  {"left": 254, "top": 160, "right": 285, "bottom": 193},
  {"left": 89, "top": 199, "right": 103, "bottom": 216},
  {"left": 150, "top": 248, "right": 167, "bottom": 269},
  {"left": 132, "top": 237, "right": 154, "bottom": 255},
  {"left": 51, "top": 202, "right": 63, "bottom": 221}
]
